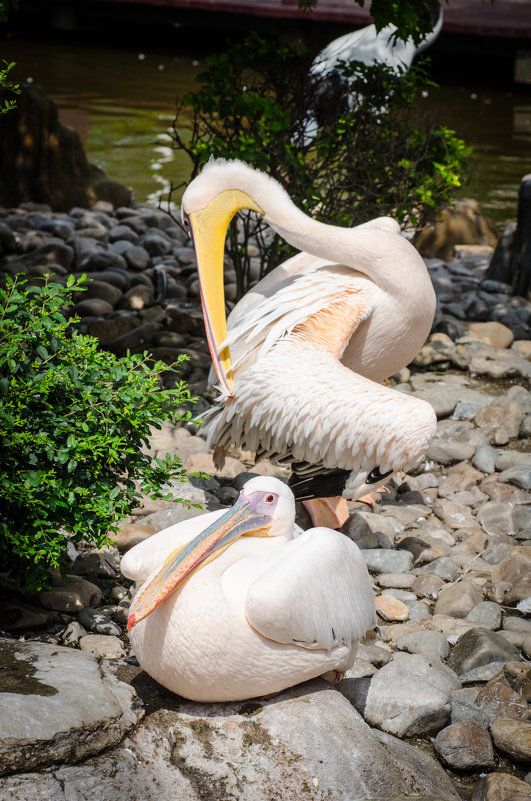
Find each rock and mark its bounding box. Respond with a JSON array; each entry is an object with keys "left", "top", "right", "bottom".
[
  {"left": 474, "top": 675, "right": 529, "bottom": 724},
  {"left": 396, "top": 630, "right": 450, "bottom": 660},
  {"left": 450, "top": 688, "right": 491, "bottom": 727},
  {"left": 77, "top": 608, "right": 122, "bottom": 636},
  {"left": 36, "top": 574, "right": 102, "bottom": 612},
  {"left": 433, "top": 497, "right": 477, "bottom": 530},
  {"left": 490, "top": 718, "right": 531, "bottom": 763},
  {"left": 483, "top": 542, "right": 516, "bottom": 565},
  {"left": 377, "top": 572, "right": 416, "bottom": 589},
  {"left": 433, "top": 721, "right": 494, "bottom": 769},
  {"left": 73, "top": 297, "right": 115, "bottom": 317},
  {"left": 471, "top": 772, "right": 531, "bottom": 801},
  {"left": 361, "top": 548, "right": 413, "bottom": 574},
  {"left": 372, "top": 730, "right": 461, "bottom": 800},
  {"left": 72, "top": 547, "right": 121, "bottom": 580},
  {"left": 404, "top": 599, "right": 431, "bottom": 620},
  {"left": 504, "top": 616, "right": 531, "bottom": 635},
  {"left": 427, "top": 439, "right": 476, "bottom": 464},
  {"left": 0, "top": 680, "right": 461, "bottom": 800},
  {"left": 375, "top": 594, "right": 409, "bottom": 622},
  {"left": 434, "top": 581, "right": 484, "bottom": 617},
  {"left": 60, "top": 621, "right": 88, "bottom": 645},
  {"left": 466, "top": 601, "right": 502, "bottom": 630},
  {"left": 0, "top": 639, "right": 141, "bottom": 776},
  {"left": 412, "top": 573, "right": 445, "bottom": 599},
  {"left": 459, "top": 662, "right": 509, "bottom": 685},
  {"left": 0, "top": 602, "right": 61, "bottom": 633},
  {"left": 448, "top": 628, "right": 521, "bottom": 675},
  {"left": 487, "top": 546, "right": 531, "bottom": 604},
  {"left": 78, "top": 634, "right": 125, "bottom": 659},
  {"left": 363, "top": 652, "right": 460, "bottom": 737},
  {"left": 415, "top": 556, "right": 459, "bottom": 582},
  {"left": 499, "top": 466, "right": 531, "bottom": 491},
  {"left": 473, "top": 442, "right": 498, "bottom": 474},
  {"left": 475, "top": 403, "right": 524, "bottom": 442},
  {"left": 112, "top": 521, "right": 158, "bottom": 552}
]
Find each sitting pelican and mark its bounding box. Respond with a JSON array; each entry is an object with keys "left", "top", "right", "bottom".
[
  {"left": 123, "top": 477, "right": 376, "bottom": 702},
  {"left": 181, "top": 158, "right": 437, "bottom": 514}
]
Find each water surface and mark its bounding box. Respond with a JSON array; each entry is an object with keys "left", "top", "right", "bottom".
[{"left": 3, "top": 35, "right": 531, "bottom": 228}]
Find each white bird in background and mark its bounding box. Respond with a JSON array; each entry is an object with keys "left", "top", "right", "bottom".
[
  {"left": 301, "top": 7, "right": 443, "bottom": 143},
  {"left": 123, "top": 476, "right": 376, "bottom": 702},
  {"left": 311, "top": 7, "right": 443, "bottom": 81},
  {"left": 180, "top": 158, "right": 437, "bottom": 525}
]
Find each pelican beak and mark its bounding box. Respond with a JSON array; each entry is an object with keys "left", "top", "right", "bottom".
[
  {"left": 186, "top": 189, "right": 264, "bottom": 394},
  {"left": 127, "top": 493, "right": 273, "bottom": 630}
]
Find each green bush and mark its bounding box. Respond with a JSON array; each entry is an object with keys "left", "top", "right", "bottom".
[
  {"left": 0, "top": 275, "right": 194, "bottom": 591},
  {"left": 170, "top": 33, "right": 471, "bottom": 299}
]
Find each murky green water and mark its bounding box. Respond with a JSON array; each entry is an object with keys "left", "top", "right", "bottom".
[{"left": 3, "top": 35, "right": 531, "bottom": 228}]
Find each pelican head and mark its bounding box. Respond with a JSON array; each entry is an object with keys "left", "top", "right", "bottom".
[{"left": 127, "top": 476, "right": 293, "bottom": 630}]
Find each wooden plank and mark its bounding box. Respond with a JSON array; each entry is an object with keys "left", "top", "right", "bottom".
[{"left": 97, "top": 0, "right": 531, "bottom": 38}]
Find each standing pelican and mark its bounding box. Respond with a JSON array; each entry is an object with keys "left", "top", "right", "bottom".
[
  {"left": 181, "top": 158, "right": 437, "bottom": 506},
  {"left": 123, "top": 477, "right": 376, "bottom": 702}
]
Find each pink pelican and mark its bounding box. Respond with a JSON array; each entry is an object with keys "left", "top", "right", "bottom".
[
  {"left": 180, "top": 159, "right": 437, "bottom": 522},
  {"left": 123, "top": 477, "right": 376, "bottom": 702}
]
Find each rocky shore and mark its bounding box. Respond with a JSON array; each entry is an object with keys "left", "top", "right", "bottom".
[{"left": 0, "top": 199, "right": 530, "bottom": 801}]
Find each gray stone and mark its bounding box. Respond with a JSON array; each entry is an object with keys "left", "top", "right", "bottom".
[
  {"left": 396, "top": 630, "right": 450, "bottom": 660},
  {"left": 466, "top": 601, "right": 502, "bottom": 630},
  {"left": 124, "top": 245, "right": 150, "bottom": 271},
  {"left": 363, "top": 652, "right": 460, "bottom": 737},
  {"left": 36, "top": 574, "right": 103, "bottom": 613},
  {"left": 459, "top": 662, "right": 508, "bottom": 685},
  {"left": 473, "top": 442, "right": 497, "bottom": 474},
  {"left": 360, "top": 548, "right": 413, "bottom": 574},
  {"left": 77, "top": 607, "right": 122, "bottom": 636},
  {"left": 0, "top": 681, "right": 461, "bottom": 801},
  {"left": 499, "top": 466, "right": 531, "bottom": 490},
  {"left": 59, "top": 621, "right": 88, "bottom": 645},
  {"left": 372, "top": 730, "right": 461, "bottom": 800},
  {"left": 0, "top": 602, "right": 61, "bottom": 633},
  {"left": 79, "top": 634, "right": 125, "bottom": 659},
  {"left": 503, "top": 616, "right": 531, "bottom": 635},
  {"left": 427, "top": 439, "right": 476, "bottom": 464},
  {"left": 404, "top": 599, "right": 431, "bottom": 620},
  {"left": 72, "top": 547, "right": 121, "bottom": 579},
  {"left": 433, "top": 721, "right": 494, "bottom": 769},
  {"left": 447, "top": 628, "right": 521, "bottom": 675},
  {"left": 415, "top": 556, "right": 459, "bottom": 582},
  {"left": 434, "top": 581, "right": 484, "bottom": 618},
  {"left": 74, "top": 297, "right": 114, "bottom": 317},
  {"left": 482, "top": 542, "right": 516, "bottom": 565},
  {"left": 450, "top": 690, "right": 491, "bottom": 727},
  {"left": 0, "top": 639, "right": 141, "bottom": 776}
]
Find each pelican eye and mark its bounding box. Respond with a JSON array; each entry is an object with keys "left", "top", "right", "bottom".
[
  {"left": 366, "top": 467, "right": 393, "bottom": 485},
  {"left": 264, "top": 494, "right": 276, "bottom": 504}
]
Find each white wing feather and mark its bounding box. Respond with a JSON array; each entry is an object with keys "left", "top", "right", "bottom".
[{"left": 245, "top": 529, "right": 376, "bottom": 651}]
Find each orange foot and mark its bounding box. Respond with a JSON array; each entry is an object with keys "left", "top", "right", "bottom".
[
  {"left": 321, "top": 669, "right": 346, "bottom": 684},
  {"left": 302, "top": 496, "right": 349, "bottom": 529},
  {"left": 357, "top": 486, "right": 390, "bottom": 509}
]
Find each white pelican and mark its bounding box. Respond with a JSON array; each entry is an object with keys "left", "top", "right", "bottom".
[
  {"left": 311, "top": 8, "right": 443, "bottom": 82},
  {"left": 181, "top": 158, "right": 437, "bottom": 508},
  {"left": 123, "top": 477, "right": 376, "bottom": 702}
]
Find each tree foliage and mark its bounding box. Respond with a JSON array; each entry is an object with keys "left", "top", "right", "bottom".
[
  {"left": 170, "top": 33, "right": 470, "bottom": 299},
  {"left": 0, "top": 275, "right": 195, "bottom": 590}
]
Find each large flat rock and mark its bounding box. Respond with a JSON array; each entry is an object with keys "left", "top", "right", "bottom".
[
  {"left": 0, "top": 639, "right": 142, "bottom": 776},
  {"left": 0, "top": 678, "right": 460, "bottom": 801}
]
